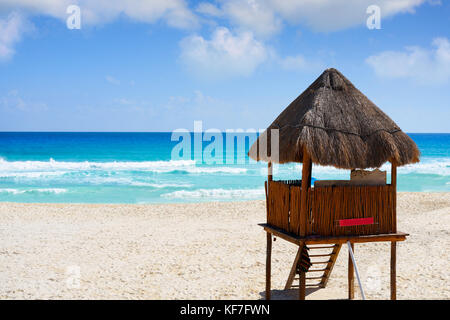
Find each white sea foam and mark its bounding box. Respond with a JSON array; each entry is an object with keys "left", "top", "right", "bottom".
[
  {"left": 0, "top": 188, "right": 67, "bottom": 195},
  {"left": 82, "top": 178, "right": 194, "bottom": 188},
  {"left": 0, "top": 188, "right": 23, "bottom": 194},
  {"left": 0, "top": 158, "right": 196, "bottom": 171},
  {"left": 395, "top": 160, "right": 450, "bottom": 176},
  {"left": 130, "top": 182, "right": 193, "bottom": 188},
  {"left": 161, "top": 188, "right": 265, "bottom": 199},
  {"left": 179, "top": 167, "right": 247, "bottom": 174},
  {"left": 0, "top": 158, "right": 247, "bottom": 175},
  {"left": 0, "top": 171, "right": 68, "bottom": 178},
  {"left": 288, "top": 158, "right": 450, "bottom": 177}
]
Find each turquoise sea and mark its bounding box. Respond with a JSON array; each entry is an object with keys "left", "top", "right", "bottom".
[{"left": 0, "top": 132, "right": 448, "bottom": 203}]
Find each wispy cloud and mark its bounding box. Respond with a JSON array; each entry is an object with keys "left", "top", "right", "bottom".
[
  {"left": 1, "top": 0, "right": 432, "bottom": 35},
  {"left": 268, "top": 0, "right": 428, "bottom": 32},
  {"left": 195, "top": 2, "right": 222, "bottom": 17},
  {"left": 0, "top": 90, "right": 47, "bottom": 111},
  {"left": 180, "top": 25, "right": 327, "bottom": 78},
  {"left": 105, "top": 75, "right": 120, "bottom": 85},
  {"left": 221, "top": 0, "right": 282, "bottom": 38},
  {"left": 366, "top": 37, "right": 450, "bottom": 85},
  {"left": 0, "top": 0, "right": 435, "bottom": 65},
  {"left": 0, "top": 12, "right": 32, "bottom": 61},
  {"left": 0, "top": 0, "right": 198, "bottom": 29},
  {"left": 195, "top": 0, "right": 430, "bottom": 36},
  {"left": 166, "top": 90, "right": 220, "bottom": 111},
  {"left": 182, "top": 0, "right": 432, "bottom": 78},
  {"left": 278, "top": 54, "right": 324, "bottom": 72}
]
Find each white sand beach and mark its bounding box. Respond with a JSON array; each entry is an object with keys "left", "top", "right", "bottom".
[{"left": 0, "top": 192, "right": 449, "bottom": 300}]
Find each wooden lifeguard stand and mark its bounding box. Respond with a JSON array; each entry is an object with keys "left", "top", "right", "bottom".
[{"left": 248, "top": 68, "right": 420, "bottom": 300}]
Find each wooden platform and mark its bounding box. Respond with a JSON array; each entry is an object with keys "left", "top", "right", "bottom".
[
  {"left": 261, "top": 223, "right": 407, "bottom": 300},
  {"left": 259, "top": 223, "right": 408, "bottom": 245}
]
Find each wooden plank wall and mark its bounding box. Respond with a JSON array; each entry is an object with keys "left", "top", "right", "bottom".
[
  {"left": 289, "top": 186, "right": 301, "bottom": 234},
  {"left": 267, "top": 180, "right": 291, "bottom": 230},
  {"left": 312, "top": 185, "right": 395, "bottom": 236},
  {"left": 267, "top": 180, "right": 309, "bottom": 235},
  {"left": 266, "top": 181, "right": 396, "bottom": 237}
]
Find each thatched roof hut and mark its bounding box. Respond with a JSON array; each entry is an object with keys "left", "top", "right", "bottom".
[{"left": 249, "top": 68, "right": 420, "bottom": 169}]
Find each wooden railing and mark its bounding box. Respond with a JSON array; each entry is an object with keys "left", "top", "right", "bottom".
[{"left": 265, "top": 180, "right": 396, "bottom": 237}]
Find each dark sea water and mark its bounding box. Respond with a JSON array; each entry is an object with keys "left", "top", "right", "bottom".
[{"left": 0, "top": 132, "right": 448, "bottom": 203}]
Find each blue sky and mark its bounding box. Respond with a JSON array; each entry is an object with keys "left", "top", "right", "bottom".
[{"left": 0, "top": 0, "right": 449, "bottom": 132}]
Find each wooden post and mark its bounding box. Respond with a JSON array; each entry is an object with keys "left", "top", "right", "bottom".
[
  {"left": 266, "top": 162, "right": 273, "bottom": 300},
  {"left": 300, "top": 148, "right": 312, "bottom": 236},
  {"left": 268, "top": 161, "right": 273, "bottom": 182},
  {"left": 348, "top": 242, "right": 354, "bottom": 299},
  {"left": 306, "top": 157, "right": 312, "bottom": 187},
  {"left": 266, "top": 162, "right": 273, "bottom": 225},
  {"left": 299, "top": 270, "right": 306, "bottom": 300},
  {"left": 266, "top": 232, "right": 272, "bottom": 300},
  {"left": 391, "top": 161, "right": 398, "bottom": 300},
  {"left": 391, "top": 162, "right": 397, "bottom": 233},
  {"left": 299, "top": 148, "right": 311, "bottom": 299},
  {"left": 391, "top": 241, "right": 396, "bottom": 300},
  {"left": 285, "top": 244, "right": 303, "bottom": 290}
]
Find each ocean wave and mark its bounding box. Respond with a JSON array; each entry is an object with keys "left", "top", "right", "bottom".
[
  {"left": 0, "top": 171, "right": 68, "bottom": 178},
  {"left": 169, "top": 167, "right": 248, "bottom": 174},
  {"left": 161, "top": 188, "right": 265, "bottom": 199},
  {"left": 288, "top": 158, "right": 450, "bottom": 177},
  {"left": 0, "top": 158, "right": 247, "bottom": 175},
  {"left": 395, "top": 160, "right": 450, "bottom": 176},
  {"left": 130, "top": 182, "right": 193, "bottom": 188},
  {"left": 0, "top": 158, "right": 195, "bottom": 171},
  {"left": 0, "top": 188, "right": 67, "bottom": 195},
  {"left": 67, "top": 176, "right": 193, "bottom": 188}
]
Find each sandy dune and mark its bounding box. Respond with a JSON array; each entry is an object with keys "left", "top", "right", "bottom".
[{"left": 0, "top": 192, "right": 449, "bottom": 299}]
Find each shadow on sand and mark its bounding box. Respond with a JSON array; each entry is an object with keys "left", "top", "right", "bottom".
[{"left": 258, "top": 287, "right": 322, "bottom": 300}]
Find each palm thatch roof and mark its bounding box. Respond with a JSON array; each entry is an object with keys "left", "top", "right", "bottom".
[{"left": 249, "top": 68, "right": 420, "bottom": 169}]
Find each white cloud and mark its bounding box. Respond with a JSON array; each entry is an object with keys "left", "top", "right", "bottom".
[
  {"left": 0, "top": 1, "right": 68, "bottom": 18},
  {"left": 221, "top": 0, "right": 282, "bottom": 37},
  {"left": 179, "top": 25, "right": 327, "bottom": 78},
  {"left": 267, "top": 0, "right": 427, "bottom": 32},
  {"left": 195, "top": 0, "right": 429, "bottom": 35},
  {"left": 0, "top": 1, "right": 198, "bottom": 61},
  {"left": 0, "top": 0, "right": 198, "bottom": 29},
  {"left": 366, "top": 37, "right": 450, "bottom": 85},
  {"left": 180, "top": 27, "right": 269, "bottom": 78},
  {"left": 0, "top": 12, "right": 31, "bottom": 60},
  {"left": 0, "top": 0, "right": 434, "bottom": 39},
  {"left": 195, "top": 0, "right": 282, "bottom": 37},
  {"left": 195, "top": 2, "right": 222, "bottom": 17}
]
